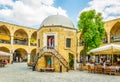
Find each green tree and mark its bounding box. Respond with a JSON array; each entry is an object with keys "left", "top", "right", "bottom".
[
  {"left": 69, "top": 53, "right": 74, "bottom": 69},
  {"left": 78, "top": 10, "right": 105, "bottom": 65}
]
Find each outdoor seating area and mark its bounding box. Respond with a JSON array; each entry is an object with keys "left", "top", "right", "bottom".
[
  {"left": 0, "top": 51, "right": 11, "bottom": 67},
  {"left": 87, "top": 64, "right": 120, "bottom": 75},
  {"left": 0, "top": 60, "right": 5, "bottom": 67},
  {"left": 86, "top": 44, "right": 120, "bottom": 75}
]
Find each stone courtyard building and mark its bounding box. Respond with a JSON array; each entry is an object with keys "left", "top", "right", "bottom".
[
  {"left": 0, "top": 14, "right": 120, "bottom": 72},
  {"left": 36, "top": 15, "right": 77, "bottom": 72}
]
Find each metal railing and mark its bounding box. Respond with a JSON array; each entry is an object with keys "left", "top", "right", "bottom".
[
  {"left": 111, "top": 37, "right": 120, "bottom": 42},
  {"left": 0, "top": 39, "right": 11, "bottom": 44},
  {"left": 30, "top": 43, "right": 37, "bottom": 46},
  {"left": 14, "top": 40, "right": 28, "bottom": 45},
  {"left": 34, "top": 46, "right": 68, "bottom": 70}
]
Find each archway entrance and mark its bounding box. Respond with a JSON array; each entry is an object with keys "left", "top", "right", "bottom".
[
  {"left": 0, "top": 47, "right": 10, "bottom": 63},
  {"left": 13, "top": 48, "right": 27, "bottom": 62},
  {"left": 30, "top": 32, "right": 37, "bottom": 46},
  {"left": 110, "top": 22, "right": 120, "bottom": 42},
  {"left": 0, "top": 25, "right": 11, "bottom": 44},
  {"left": 45, "top": 56, "right": 52, "bottom": 68},
  {"left": 30, "top": 49, "right": 36, "bottom": 62},
  {"left": 14, "top": 29, "right": 28, "bottom": 45},
  {"left": 0, "top": 47, "right": 10, "bottom": 53}
]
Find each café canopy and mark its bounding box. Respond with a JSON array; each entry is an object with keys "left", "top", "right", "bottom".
[
  {"left": 0, "top": 51, "right": 11, "bottom": 56},
  {"left": 89, "top": 44, "right": 120, "bottom": 54}
]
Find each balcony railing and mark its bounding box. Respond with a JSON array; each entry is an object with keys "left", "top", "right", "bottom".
[
  {"left": 0, "top": 39, "right": 11, "bottom": 44},
  {"left": 111, "top": 37, "right": 120, "bottom": 42},
  {"left": 14, "top": 40, "right": 28, "bottom": 45},
  {"left": 30, "top": 43, "right": 37, "bottom": 46}
]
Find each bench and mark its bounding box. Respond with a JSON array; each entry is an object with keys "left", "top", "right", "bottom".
[{"left": 39, "top": 68, "right": 55, "bottom": 72}]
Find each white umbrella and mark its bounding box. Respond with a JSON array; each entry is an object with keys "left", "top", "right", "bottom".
[
  {"left": 0, "top": 51, "right": 11, "bottom": 56},
  {"left": 89, "top": 44, "right": 120, "bottom": 54},
  {"left": 89, "top": 44, "right": 120, "bottom": 64}
]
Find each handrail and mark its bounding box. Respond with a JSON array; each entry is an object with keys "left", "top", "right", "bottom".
[
  {"left": 52, "top": 48, "right": 68, "bottom": 64},
  {"left": 35, "top": 46, "right": 68, "bottom": 70}
]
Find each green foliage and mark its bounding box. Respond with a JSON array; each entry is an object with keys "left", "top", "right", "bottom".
[
  {"left": 80, "top": 49, "right": 84, "bottom": 56},
  {"left": 30, "top": 56, "right": 35, "bottom": 62},
  {"left": 78, "top": 10, "right": 105, "bottom": 65},
  {"left": 69, "top": 53, "right": 74, "bottom": 68},
  {"left": 78, "top": 10, "right": 105, "bottom": 51}
]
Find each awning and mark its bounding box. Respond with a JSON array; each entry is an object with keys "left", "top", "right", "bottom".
[
  {"left": 0, "top": 51, "right": 11, "bottom": 56},
  {"left": 30, "top": 39, "right": 37, "bottom": 44},
  {"left": 0, "top": 34, "right": 10, "bottom": 40},
  {"left": 89, "top": 44, "right": 120, "bottom": 64},
  {"left": 14, "top": 36, "right": 27, "bottom": 40},
  {"left": 89, "top": 44, "right": 120, "bottom": 54}
]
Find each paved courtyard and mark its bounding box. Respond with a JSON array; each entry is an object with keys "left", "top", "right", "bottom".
[{"left": 0, "top": 63, "right": 120, "bottom": 82}]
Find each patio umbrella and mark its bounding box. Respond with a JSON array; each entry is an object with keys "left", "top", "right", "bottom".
[
  {"left": 89, "top": 44, "right": 120, "bottom": 64},
  {"left": 0, "top": 51, "right": 11, "bottom": 56}
]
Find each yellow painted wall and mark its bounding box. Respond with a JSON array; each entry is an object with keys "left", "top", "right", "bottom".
[
  {"left": 1, "top": 17, "right": 120, "bottom": 71},
  {"left": 37, "top": 26, "right": 77, "bottom": 72},
  {"left": 0, "top": 21, "right": 37, "bottom": 63}
]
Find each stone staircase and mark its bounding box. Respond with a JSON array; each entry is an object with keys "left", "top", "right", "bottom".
[{"left": 34, "top": 47, "right": 68, "bottom": 70}]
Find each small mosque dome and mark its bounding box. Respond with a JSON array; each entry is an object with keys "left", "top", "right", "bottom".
[{"left": 40, "top": 15, "right": 74, "bottom": 28}]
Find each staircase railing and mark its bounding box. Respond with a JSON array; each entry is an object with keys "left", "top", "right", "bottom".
[
  {"left": 34, "top": 46, "right": 68, "bottom": 70},
  {"left": 50, "top": 49, "right": 68, "bottom": 68}
]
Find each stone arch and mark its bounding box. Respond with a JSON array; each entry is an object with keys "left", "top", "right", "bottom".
[
  {"left": 30, "top": 31, "right": 37, "bottom": 46},
  {"left": 0, "top": 47, "right": 10, "bottom": 53},
  {"left": 30, "top": 49, "right": 36, "bottom": 62},
  {"left": 0, "top": 25, "right": 11, "bottom": 43},
  {"left": 110, "top": 22, "right": 120, "bottom": 42},
  {"left": 13, "top": 48, "right": 27, "bottom": 62},
  {"left": 14, "top": 29, "right": 28, "bottom": 45}
]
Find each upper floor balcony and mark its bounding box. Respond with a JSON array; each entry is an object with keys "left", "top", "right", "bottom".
[
  {"left": 0, "top": 39, "right": 11, "bottom": 44},
  {"left": 30, "top": 43, "right": 37, "bottom": 46},
  {"left": 14, "top": 40, "right": 28, "bottom": 45},
  {"left": 111, "top": 36, "right": 120, "bottom": 43}
]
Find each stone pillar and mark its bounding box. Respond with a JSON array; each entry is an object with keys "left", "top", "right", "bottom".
[
  {"left": 27, "top": 53, "right": 31, "bottom": 63},
  {"left": 74, "top": 57, "right": 77, "bottom": 70},
  {"left": 10, "top": 35, "right": 14, "bottom": 64},
  {"left": 28, "top": 36, "right": 31, "bottom": 63},
  {"left": 11, "top": 35, "right": 14, "bottom": 45},
  {"left": 77, "top": 47, "right": 80, "bottom": 63},
  {"left": 28, "top": 38, "right": 30, "bottom": 46},
  {"left": 107, "top": 33, "right": 110, "bottom": 43},
  {"left": 10, "top": 50, "right": 14, "bottom": 64}
]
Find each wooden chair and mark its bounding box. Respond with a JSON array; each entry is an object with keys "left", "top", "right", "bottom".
[
  {"left": 94, "top": 66, "right": 98, "bottom": 73},
  {"left": 88, "top": 65, "right": 94, "bottom": 73},
  {"left": 104, "top": 67, "right": 111, "bottom": 74},
  {"left": 97, "top": 65, "right": 103, "bottom": 73}
]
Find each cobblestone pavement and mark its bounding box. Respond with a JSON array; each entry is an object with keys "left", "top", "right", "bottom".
[{"left": 0, "top": 63, "right": 120, "bottom": 82}]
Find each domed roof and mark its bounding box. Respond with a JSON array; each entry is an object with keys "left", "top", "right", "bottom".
[{"left": 41, "top": 15, "right": 74, "bottom": 28}]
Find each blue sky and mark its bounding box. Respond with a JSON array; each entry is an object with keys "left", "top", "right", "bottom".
[
  {"left": 0, "top": 0, "right": 120, "bottom": 29},
  {"left": 54, "top": 0, "right": 91, "bottom": 27}
]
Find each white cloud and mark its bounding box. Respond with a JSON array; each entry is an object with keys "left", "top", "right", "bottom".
[
  {"left": 79, "top": 0, "right": 120, "bottom": 21},
  {"left": 0, "top": 0, "right": 67, "bottom": 28},
  {"left": 0, "top": 0, "right": 13, "bottom": 6}
]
